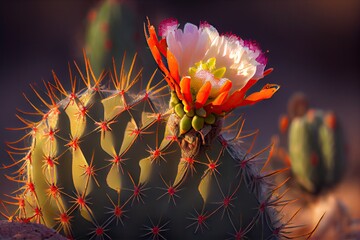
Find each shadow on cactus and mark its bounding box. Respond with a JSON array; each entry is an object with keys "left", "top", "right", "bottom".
[{"left": 1, "top": 19, "right": 320, "bottom": 239}]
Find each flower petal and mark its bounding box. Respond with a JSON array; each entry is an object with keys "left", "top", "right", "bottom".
[
  {"left": 180, "top": 76, "right": 193, "bottom": 110},
  {"left": 146, "top": 36, "right": 174, "bottom": 90},
  {"left": 159, "top": 18, "right": 178, "bottom": 37},
  {"left": 195, "top": 81, "right": 212, "bottom": 109},
  {"left": 180, "top": 23, "right": 200, "bottom": 75},
  {"left": 167, "top": 23, "right": 213, "bottom": 76},
  {"left": 167, "top": 49, "right": 180, "bottom": 84},
  {"left": 211, "top": 91, "right": 229, "bottom": 106},
  {"left": 239, "top": 84, "right": 280, "bottom": 106},
  {"left": 203, "top": 33, "right": 264, "bottom": 94},
  {"left": 217, "top": 79, "right": 258, "bottom": 113},
  {"left": 218, "top": 80, "right": 232, "bottom": 94}
]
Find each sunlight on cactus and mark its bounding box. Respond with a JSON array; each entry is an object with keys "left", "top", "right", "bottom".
[{"left": 0, "top": 19, "right": 323, "bottom": 239}]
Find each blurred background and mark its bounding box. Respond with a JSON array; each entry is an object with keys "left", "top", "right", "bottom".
[{"left": 0, "top": 0, "right": 359, "bottom": 238}]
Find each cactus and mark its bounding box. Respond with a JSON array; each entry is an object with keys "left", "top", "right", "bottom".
[
  {"left": 85, "top": 0, "right": 138, "bottom": 75},
  {"left": 0, "top": 19, "right": 312, "bottom": 239},
  {"left": 288, "top": 109, "right": 346, "bottom": 193}
]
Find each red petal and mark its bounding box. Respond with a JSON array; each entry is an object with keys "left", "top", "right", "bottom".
[{"left": 195, "top": 81, "right": 211, "bottom": 109}]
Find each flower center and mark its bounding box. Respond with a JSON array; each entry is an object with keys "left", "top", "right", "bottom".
[{"left": 188, "top": 58, "right": 227, "bottom": 98}]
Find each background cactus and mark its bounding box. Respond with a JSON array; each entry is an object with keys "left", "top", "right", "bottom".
[
  {"left": 277, "top": 93, "right": 346, "bottom": 194},
  {"left": 288, "top": 109, "right": 346, "bottom": 193},
  {"left": 269, "top": 93, "right": 357, "bottom": 239},
  {"left": 85, "top": 0, "right": 139, "bottom": 76},
  {"left": 0, "top": 55, "right": 301, "bottom": 239}
]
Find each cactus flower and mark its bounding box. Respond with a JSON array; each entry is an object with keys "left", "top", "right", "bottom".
[{"left": 146, "top": 18, "right": 279, "bottom": 115}]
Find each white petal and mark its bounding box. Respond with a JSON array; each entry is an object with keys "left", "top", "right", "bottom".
[
  {"left": 203, "top": 35, "right": 263, "bottom": 92},
  {"left": 167, "top": 31, "right": 183, "bottom": 66},
  {"left": 179, "top": 23, "right": 199, "bottom": 76},
  {"left": 166, "top": 23, "right": 214, "bottom": 76}
]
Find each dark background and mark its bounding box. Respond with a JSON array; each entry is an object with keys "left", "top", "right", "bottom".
[{"left": 0, "top": 0, "right": 359, "bottom": 218}]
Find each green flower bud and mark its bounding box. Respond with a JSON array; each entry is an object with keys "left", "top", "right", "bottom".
[
  {"left": 175, "top": 103, "right": 185, "bottom": 118},
  {"left": 204, "top": 113, "right": 216, "bottom": 125},
  {"left": 195, "top": 108, "right": 207, "bottom": 118},
  {"left": 192, "top": 115, "right": 205, "bottom": 131},
  {"left": 170, "top": 92, "right": 180, "bottom": 104},
  {"left": 180, "top": 115, "right": 192, "bottom": 135},
  {"left": 170, "top": 101, "right": 177, "bottom": 108},
  {"left": 185, "top": 109, "right": 195, "bottom": 117}
]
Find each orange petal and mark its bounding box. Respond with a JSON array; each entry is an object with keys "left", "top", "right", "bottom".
[
  {"left": 146, "top": 22, "right": 167, "bottom": 57},
  {"left": 205, "top": 90, "right": 242, "bottom": 114},
  {"left": 218, "top": 80, "right": 232, "bottom": 94},
  {"left": 195, "top": 81, "right": 211, "bottom": 109},
  {"left": 146, "top": 40, "right": 174, "bottom": 91},
  {"left": 219, "top": 79, "right": 258, "bottom": 112},
  {"left": 146, "top": 21, "right": 179, "bottom": 92},
  {"left": 211, "top": 91, "right": 229, "bottom": 106},
  {"left": 147, "top": 24, "right": 158, "bottom": 42},
  {"left": 221, "top": 90, "right": 245, "bottom": 111},
  {"left": 180, "top": 77, "right": 193, "bottom": 109},
  {"left": 239, "top": 84, "right": 280, "bottom": 106},
  {"left": 167, "top": 49, "right": 180, "bottom": 84},
  {"left": 148, "top": 24, "right": 166, "bottom": 56}
]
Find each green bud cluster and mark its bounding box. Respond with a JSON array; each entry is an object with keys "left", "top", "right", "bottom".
[{"left": 170, "top": 92, "right": 216, "bottom": 134}]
